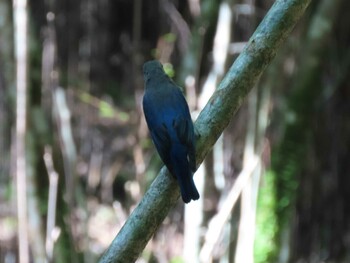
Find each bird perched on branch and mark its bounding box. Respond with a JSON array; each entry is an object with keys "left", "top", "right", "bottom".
[{"left": 142, "top": 60, "right": 199, "bottom": 203}]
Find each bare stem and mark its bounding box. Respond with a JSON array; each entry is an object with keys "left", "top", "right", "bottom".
[{"left": 13, "top": 0, "right": 29, "bottom": 262}]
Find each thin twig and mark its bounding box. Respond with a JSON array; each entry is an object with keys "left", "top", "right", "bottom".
[
  {"left": 44, "top": 146, "right": 59, "bottom": 261},
  {"left": 53, "top": 87, "right": 77, "bottom": 209}
]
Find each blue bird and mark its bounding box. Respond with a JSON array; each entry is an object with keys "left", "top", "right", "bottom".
[{"left": 142, "top": 60, "right": 199, "bottom": 203}]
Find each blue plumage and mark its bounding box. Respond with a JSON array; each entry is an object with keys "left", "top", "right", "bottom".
[{"left": 142, "top": 60, "right": 199, "bottom": 203}]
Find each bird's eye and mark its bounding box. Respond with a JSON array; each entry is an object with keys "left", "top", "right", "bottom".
[{"left": 144, "top": 72, "right": 149, "bottom": 80}]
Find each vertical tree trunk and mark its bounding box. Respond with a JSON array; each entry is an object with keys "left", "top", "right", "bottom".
[{"left": 13, "top": 0, "right": 29, "bottom": 262}]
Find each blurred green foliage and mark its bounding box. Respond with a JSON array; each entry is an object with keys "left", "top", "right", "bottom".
[{"left": 255, "top": 170, "right": 278, "bottom": 263}]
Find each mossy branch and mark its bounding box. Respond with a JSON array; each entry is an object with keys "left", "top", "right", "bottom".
[{"left": 99, "top": 0, "right": 311, "bottom": 262}]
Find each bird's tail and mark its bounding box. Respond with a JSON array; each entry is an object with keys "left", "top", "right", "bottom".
[
  {"left": 178, "top": 172, "right": 200, "bottom": 203},
  {"left": 171, "top": 144, "right": 200, "bottom": 203}
]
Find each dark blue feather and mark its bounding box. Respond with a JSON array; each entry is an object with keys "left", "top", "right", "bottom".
[{"left": 142, "top": 60, "right": 199, "bottom": 203}]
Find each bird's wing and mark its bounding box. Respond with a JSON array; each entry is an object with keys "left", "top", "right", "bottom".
[
  {"left": 150, "top": 124, "right": 173, "bottom": 172},
  {"left": 173, "top": 116, "right": 196, "bottom": 172}
]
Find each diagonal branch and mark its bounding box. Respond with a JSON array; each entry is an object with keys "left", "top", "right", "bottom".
[{"left": 99, "top": 0, "right": 312, "bottom": 262}]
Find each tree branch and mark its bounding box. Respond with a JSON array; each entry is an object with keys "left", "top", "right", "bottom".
[{"left": 99, "top": 0, "right": 312, "bottom": 262}]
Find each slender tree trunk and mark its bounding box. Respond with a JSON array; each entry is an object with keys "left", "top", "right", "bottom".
[{"left": 13, "top": 0, "right": 29, "bottom": 261}]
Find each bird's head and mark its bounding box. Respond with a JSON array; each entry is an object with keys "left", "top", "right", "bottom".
[{"left": 143, "top": 60, "right": 167, "bottom": 84}]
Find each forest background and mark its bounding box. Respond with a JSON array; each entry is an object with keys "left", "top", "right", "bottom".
[{"left": 0, "top": 0, "right": 349, "bottom": 262}]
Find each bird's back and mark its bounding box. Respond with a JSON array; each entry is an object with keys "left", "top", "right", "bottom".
[{"left": 142, "top": 60, "right": 199, "bottom": 203}]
